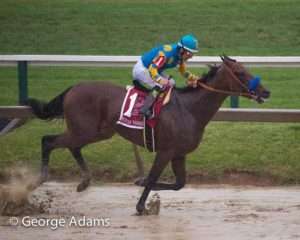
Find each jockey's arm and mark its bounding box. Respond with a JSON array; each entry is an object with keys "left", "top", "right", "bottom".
[
  {"left": 178, "top": 62, "right": 199, "bottom": 88},
  {"left": 148, "top": 51, "right": 169, "bottom": 85}
]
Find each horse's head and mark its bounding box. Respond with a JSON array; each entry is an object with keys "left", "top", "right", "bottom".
[{"left": 218, "top": 55, "right": 271, "bottom": 103}]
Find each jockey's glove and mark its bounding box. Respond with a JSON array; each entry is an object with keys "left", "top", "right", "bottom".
[
  {"left": 156, "top": 76, "right": 170, "bottom": 86},
  {"left": 186, "top": 74, "right": 199, "bottom": 88}
]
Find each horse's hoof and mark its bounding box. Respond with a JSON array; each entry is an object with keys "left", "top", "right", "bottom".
[
  {"left": 134, "top": 177, "right": 146, "bottom": 187},
  {"left": 136, "top": 203, "right": 145, "bottom": 215},
  {"left": 76, "top": 179, "right": 90, "bottom": 192}
]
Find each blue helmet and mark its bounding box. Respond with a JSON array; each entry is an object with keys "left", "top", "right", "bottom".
[{"left": 177, "top": 34, "right": 198, "bottom": 53}]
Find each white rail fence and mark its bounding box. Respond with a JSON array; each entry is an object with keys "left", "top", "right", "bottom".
[{"left": 1, "top": 55, "right": 300, "bottom": 67}]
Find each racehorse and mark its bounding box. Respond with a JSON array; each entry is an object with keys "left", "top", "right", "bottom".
[{"left": 26, "top": 56, "right": 270, "bottom": 214}]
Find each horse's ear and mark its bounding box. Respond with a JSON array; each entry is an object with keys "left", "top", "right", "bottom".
[
  {"left": 220, "top": 55, "right": 225, "bottom": 62},
  {"left": 224, "top": 55, "right": 236, "bottom": 62}
]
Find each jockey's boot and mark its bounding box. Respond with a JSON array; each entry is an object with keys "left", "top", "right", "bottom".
[{"left": 140, "top": 94, "right": 156, "bottom": 119}]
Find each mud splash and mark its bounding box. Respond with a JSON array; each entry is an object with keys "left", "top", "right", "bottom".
[
  {"left": 0, "top": 167, "right": 51, "bottom": 216},
  {"left": 137, "top": 193, "right": 160, "bottom": 216}
]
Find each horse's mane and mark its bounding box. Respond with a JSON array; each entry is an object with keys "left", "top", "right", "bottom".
[
  {"left": 201, "top": 64, "right": 220, "bottom": 83},
  {"left": 175, "top": 64, "right": 220, "bottom": 93}
]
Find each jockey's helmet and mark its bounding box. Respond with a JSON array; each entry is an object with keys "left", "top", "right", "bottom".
[{"left": 177, "top": 34, "right": 198, "bottom": 53}]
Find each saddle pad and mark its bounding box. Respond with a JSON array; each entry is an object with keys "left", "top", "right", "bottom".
[{"left": 117, "top": 86, "right": 147, "bottom": 129}]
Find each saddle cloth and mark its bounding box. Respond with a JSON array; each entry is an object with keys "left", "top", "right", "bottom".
[
  {"left": 117, "top": 86, "right": 170, "bottom": 129},
  {"left": 117, "top": 85, "right": 171, "bottom": 152}
]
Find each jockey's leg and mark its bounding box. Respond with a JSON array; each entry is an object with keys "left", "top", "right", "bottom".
[
  {"left": 132, "top": 58, "right": 163, "bottom": 118},
  {"left": 140, "top": 87, "right": 160, "bottom": 118}
]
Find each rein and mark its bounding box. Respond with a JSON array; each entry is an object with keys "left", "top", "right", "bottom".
[{"left": 197, "top": 64, "right": 255, "bottom": 99}]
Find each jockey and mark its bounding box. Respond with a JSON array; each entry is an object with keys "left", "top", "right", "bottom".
[{"left": 132, "top": 34, "right": 199, "bottom": 118}]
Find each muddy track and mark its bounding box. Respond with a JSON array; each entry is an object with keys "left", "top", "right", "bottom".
[{"left": 1, "top": 182, "right": 300, "bottom": 239}]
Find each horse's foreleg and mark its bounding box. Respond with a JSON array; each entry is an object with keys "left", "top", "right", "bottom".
[
  {"left": 170, "top": 155, "right": 186, "bottom": 190},
  {"left": 69, "top": 147, "right": 91, "bottom": 192},
  {"left": 136, "top": 150, "right": 173, "bottom": 214},
  {"left": 135, "top": 155, "right": 186, "bottom": 191}
]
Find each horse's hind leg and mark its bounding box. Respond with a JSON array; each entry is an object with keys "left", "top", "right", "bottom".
[
  {"left": 39, "top": 134, "right": 61, "bottom": 183},
  {"left": 39, "top": 132, "right": 75, "bottom": 184},
  {"left": 69, "top": 147, "right": 91, "bottom": 192},
  {"left": 39, "top": 132, "right": 92, "bottom": 187}
]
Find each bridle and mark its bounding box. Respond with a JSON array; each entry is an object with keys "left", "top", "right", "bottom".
[{"left": 197, "top": 63, "right": 259, "bottom": 100}]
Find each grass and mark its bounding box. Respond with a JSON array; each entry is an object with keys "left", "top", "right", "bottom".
[
  {"left": 0, "top": 0, "right": 300, "bottom": 55},
  {"left": 0, "top": 0, "right": 299, "bottom": 183}
]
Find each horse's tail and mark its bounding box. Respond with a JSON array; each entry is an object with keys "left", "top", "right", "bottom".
[{"left": 25, "top": 87, "right": 72, "bottom": 120}]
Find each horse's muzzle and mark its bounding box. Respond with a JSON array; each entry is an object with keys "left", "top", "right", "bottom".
[{"left": 255, "top": 90, "right": 271, "bottom": 103}]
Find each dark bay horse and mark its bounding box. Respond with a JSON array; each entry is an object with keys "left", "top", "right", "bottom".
[{"left": 26, "top": 56, "right": 270, "bottom": 214}]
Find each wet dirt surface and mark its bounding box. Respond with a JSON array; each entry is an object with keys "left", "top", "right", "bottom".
[{"left": 1, "top": 182, "right": 300, "bottom": 240}]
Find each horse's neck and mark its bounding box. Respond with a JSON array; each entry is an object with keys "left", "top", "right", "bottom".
[
  {"left": 178, "top": 68, "right": 229, "bottom": 128},
  {"left": 180, "top": 89, "right": 227, "bottom": 127}
]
